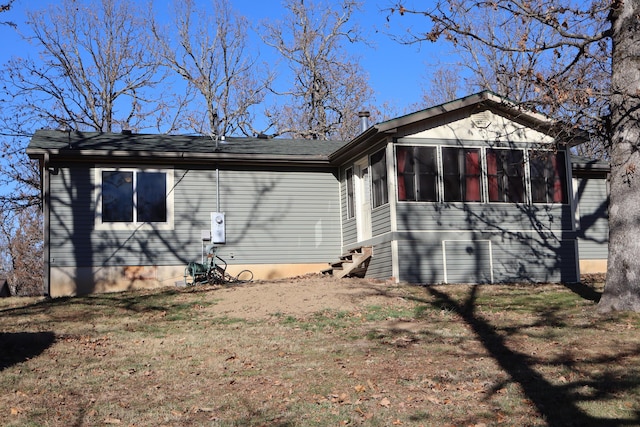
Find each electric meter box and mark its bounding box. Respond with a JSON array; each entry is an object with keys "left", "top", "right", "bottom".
[{"left": 211, "top": 212, "right": 226, "bottom": 244}]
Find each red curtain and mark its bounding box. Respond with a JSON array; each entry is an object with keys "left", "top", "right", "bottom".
[
  {"left": 551, "top": 153, "right": 566, "bottom": 203},
  {"left": 465, "top": 150, "right": 481, "bottom": 201}
]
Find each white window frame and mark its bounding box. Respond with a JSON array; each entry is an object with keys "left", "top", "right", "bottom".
[
  {"left": 345, "top": 167, "right": 355, "bottom": 219},
  {"left": 440, "top": 145, "right": 484, "bottom": 203},
  {"left": 95, "top": 167, "right": 175, "bottom": 231},
  {"left": 527, "top": 149, "right": 569, "bottom": 205},
  {"left": 396, "top": 144, "right": 439, "bottom": 203},
  {"left": 370, "top": 148, "right": 388, "bottom": 208},
  {"left": 485, "top": 147, "right": 526, "bottom": 204}
]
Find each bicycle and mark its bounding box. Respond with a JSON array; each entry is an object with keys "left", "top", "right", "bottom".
[{"left": 184, "top": 245, "right": 253, "bottom": 286}]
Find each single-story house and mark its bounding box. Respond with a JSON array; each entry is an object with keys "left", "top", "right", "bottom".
[{"left": 27, "top": 91, "right": 609, "bottom": 296}]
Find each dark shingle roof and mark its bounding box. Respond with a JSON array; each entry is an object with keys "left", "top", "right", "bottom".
[{"left": 27, "top": 130, "right": 347, "bottom": 165}]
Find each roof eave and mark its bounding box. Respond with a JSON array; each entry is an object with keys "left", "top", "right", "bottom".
[
  {"left": 329, "top": 92, "right": 558, "bottom": 165},
  {"left": 571, "top": 160, "right": 610, "bottom": 173},
  {"left": 328, "top": 126, "right": 381, "bottom": 164},
  {"left": 27, "top": 148, "right": 333, "bottom": 167}
]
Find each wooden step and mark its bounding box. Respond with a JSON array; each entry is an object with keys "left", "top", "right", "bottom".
[{"left": 323, "top": 246, "right": 373, "bottom": 278}]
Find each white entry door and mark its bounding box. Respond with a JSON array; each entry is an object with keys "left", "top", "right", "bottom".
[{"left": 354, "top": 157, "right": 372, "bottom": 241}]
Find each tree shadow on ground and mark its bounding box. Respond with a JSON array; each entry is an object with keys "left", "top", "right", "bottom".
[
  {"left": 419, "top": 285, "right": 639, "bottom": 427},
  {"left": 0, "top": 331, "right": 56, "bottom": 371},
  {"left": 0, "top": 285, "right": 227, "bottom": 333},
  {"left": 563, "top": 281, "right": 602, "bottom": 302},
  {"left": 563, "top": 274, "right": 604, "bottom": 303}
]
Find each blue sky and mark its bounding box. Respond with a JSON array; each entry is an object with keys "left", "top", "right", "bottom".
[
  {"left": 0, "top": 0, "right": 455, "bottom": 127},
  {"left": 227, "top": 0, "right": 445, "bottom": 111}
]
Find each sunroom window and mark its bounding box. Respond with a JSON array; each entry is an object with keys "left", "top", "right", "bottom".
[
  {"left": 442, "top": 147, "right": 482, "bottom": 202},
  {"left": 529, "top": 151, "right": 568, "bottom": 204},
  {"left": 396, "top": 146, "right": 437, "bottom": 202},
  {"left": 487, "top": 149, "right": 525, "bottom": 203}
]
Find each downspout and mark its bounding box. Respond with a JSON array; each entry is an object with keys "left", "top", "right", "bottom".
[{"left": 42, "top": 153, "right": 51, "bottom": 297}]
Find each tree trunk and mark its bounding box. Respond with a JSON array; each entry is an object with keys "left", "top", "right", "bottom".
[{"left": 599, "top": 0, "right": 640, "bottom": 312}]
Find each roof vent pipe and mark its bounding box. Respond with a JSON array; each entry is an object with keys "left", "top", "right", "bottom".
[{"left": 358, "top": 111, "right": 370, "bottom": 134}]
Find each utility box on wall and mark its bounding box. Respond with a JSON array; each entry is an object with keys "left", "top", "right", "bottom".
[{"left": 211, "top": 212, "right": 226, "bottom": 244}]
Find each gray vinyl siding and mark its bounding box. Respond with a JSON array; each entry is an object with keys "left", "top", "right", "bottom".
[
  {"left": 490, "top": 235, "right": 577, "bottom": 283},
  {"left": 443, "top": 240, "right": 492, "bottom": 283},
  {"left": 365, "top": 241, "right": 393, "bottom": 280},
  {"left": 339, "top": 198, "right": 391, "bottom": 247},
  {"left": 575, "top": 175, "right": 609, "bottom": 259},
  {"left": 396, "top": 203, "right": 573, "bottom": 232},
  {"left": 214, "top": 168, "right": 341, "bottom": 264},
  {"left": 48, "top": 164, "right": 342, "bottom": 268},
  {"left": 371, "top": 204, "right": 391, "bottom": 236},
  {"left": 49, "top": 165, "right": 96, "bottom": 267},
  {"left": 343, "top": 219, "right": 358, "bottom": 245},
  {"left": 397, "top": 238, "right": 445, "bottom": 284},
  {"left": 395, "top": 231, "right": 578, "bottom": 284}
]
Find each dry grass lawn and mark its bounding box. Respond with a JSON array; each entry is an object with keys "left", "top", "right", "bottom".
[{"left": 1, "top": 274, "right": 639, "bottom": 426}]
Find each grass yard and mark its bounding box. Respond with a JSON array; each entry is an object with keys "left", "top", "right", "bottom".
[{"left": 1, "top": 275, "right": 639, "bottom": 426}]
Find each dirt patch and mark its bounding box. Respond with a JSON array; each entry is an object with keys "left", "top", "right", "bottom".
[
  {"left": 2, "top": 274, "right": 639, "bottom": 427},
  {"left": 205, "top": 274, "right": 411, "bottom": 319}
]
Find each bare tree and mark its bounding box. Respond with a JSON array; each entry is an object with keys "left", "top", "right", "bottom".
[
  {"left": 419, "top": 65, "right": 465, "bottom": 107},
  {"left": 0, "top": 206, "right": 43, "bottom": 296},
  {"left": 261, "top": 0, "right": 374, "bottom": 140},
  {"left": 388, "top": 0, "right": 640, "bottom": 312},
  {"left": 0, "top": 0, "right": 172, "bottom": 296},
  {"left": 152, "top": 0, "right": 273, "bottom": 137},
  {"left": 0, "top": 0, "right": 171, "bottom": 210},
  {"left": 1, "top": 0, "right": 165, "bottom": 133},
  {"left": 1, "top": 0, "right": 15, "bottom": 27},
  {"left": 0, "top": 135, "right": 40, "bottom": 212},
  {"left": 415, "top": 4, "right": 610, "bottom": 159}
]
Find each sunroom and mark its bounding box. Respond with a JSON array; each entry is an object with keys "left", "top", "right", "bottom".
[{"left": 332, "top": 91, "right": 579, "bottom": 284}]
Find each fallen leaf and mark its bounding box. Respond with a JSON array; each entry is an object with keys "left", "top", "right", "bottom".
[
  {"left": 426, "top": 396, "right": 440, "bottom": 404},
  {"left": 379, "top": 397, "right": 391, "bottom": 408},
  {"left": 103, "top": 417, "right": 121, "bottom": 424},
  {"left": 354, "top": 384, "right": 366, "bottom": 393}
]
